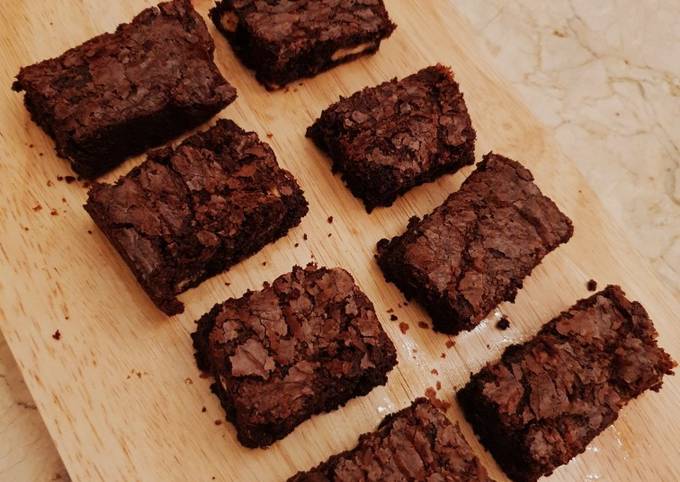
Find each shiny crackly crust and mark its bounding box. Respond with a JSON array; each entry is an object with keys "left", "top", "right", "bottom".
[
  {"left": 288, "top": 398, "right": 494, "bottom": 482},
  {"left": 210, "top": 0, "right": 396, "bottom": 89},
  {"left": 191, "top": 264, "right": 398, "bottom": 448},
  {"left": 85, "top": 119, "right": 307, "bottom": 315},
  {"left": 377, "top": 152, "right": 573, "bottom": 334},
  {"left": 308, "top": 65, "right": 476, "bottom": 211},
  {"left": 13, "top": 0, "right": 236, "bottom": 177},
  {"left": 457, "top": 286, "right": 676, "bottom": 482}
]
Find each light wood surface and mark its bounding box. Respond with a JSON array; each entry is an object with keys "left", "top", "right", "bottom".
[{"left": 1, "top": 1, "right": 679, "bottom": 481}]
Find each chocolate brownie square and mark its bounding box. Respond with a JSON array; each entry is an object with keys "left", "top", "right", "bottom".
[
  {"left": 85, "top": 119, "right": 307, "bottom": 315},
  {"left": 288, "top": 398, "right": 494, "bottom": 482},
  {"left": 13, "top": 0, "right": 236, "bottom": 177},
  {"left": 377, "top": 152, "right": 573, "bottom": 334},
  {"left": 191, "top": 264, "right": 398, "bottom": 448},
  {"left": 307, "top": 65, "right": 476, "bottom": 211},
  {"left": 457, "top": 286, "right": 676, "bottom": 482},
  {"left": 210, "top": 0, "right": 395, "bottom": 89}
]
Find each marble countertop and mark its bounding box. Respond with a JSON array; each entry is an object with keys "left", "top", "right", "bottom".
[{"left": 1, "top": 0, "right": 678, "bottom": 480}]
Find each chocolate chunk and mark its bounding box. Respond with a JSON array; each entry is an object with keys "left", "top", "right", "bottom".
[
  {"left": 210, "top": 0, "right": 395, "bottom": 89},
  {"left": 288, "top": 398, "right": 493, "bottom": 481},
  {"left": 377, "top": 152, "right": 573, "bottom": 334},
  {"left": 496, "top": 317, "right": 510, "bottom": 330},
  {"left": 191, "top": 264, "right": 397, "bottom": 448},
  {"left": 458, "top": 286, "right": 676, "bottom": 482},
  {"left": 13, "top": 0, "right": 236, "bottom": 177},
  {"left": 85, "top": 119, "right": 308, "bottom": 315},
  {"left": 308, "top": 65, "right": 476, "bottom": 211}
]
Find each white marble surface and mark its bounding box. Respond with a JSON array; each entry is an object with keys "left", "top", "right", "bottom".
[{"left": 1, "top": 0, "right": 678, "bottom": 479}]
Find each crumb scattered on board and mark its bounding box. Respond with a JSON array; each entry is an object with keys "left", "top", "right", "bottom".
[
  {"left": 327, "top": 216, "right": 333, "bottom": 224},
  {"left": 424, "top": 387, "right": 451, "bottom": 411},
  {"left": 52, "top": 329, "right": 61, "bottom": 340},
  {"left": 496, "top": 317, "right": 510, "bottom": 330},
  {"left": 417, "top": 321, "right": 429, "bottom": 329},
  {"left": 587, "top": 279, "right": 598, "bottom": 291},
  {"left": 399, "top": 322, "right": 409, "bottom": 334},
  {"left": 445, "top": 340, "right": 454, "bottom": 349},
  {"left": 390, "top": 314, "right": 398, "bottom": 321}
]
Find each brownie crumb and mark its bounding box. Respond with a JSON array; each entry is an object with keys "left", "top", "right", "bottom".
[
  {"left": 46, "top": 180, "right": 53, "bottom": 187},
  {"left": 23, "top": 227, "right": 29, "bottom": 231},
  {"left": 87, "top": 230, "right": 93, "bottom": 234},
  {"left": 327, "top": 233, "right": 332, "bottom": 237},
  {"left": 266, "top": 132, "right": 273, "bottom": 138},
  {"left": 436, "top": 381, "right": 442, "bottom": 390},
  {"left": 496, "top": 317, "right": 510, "bottom": 330},
  {"left": 262, "top": 261, "right": 267, "bottom": 266},
  {"left": 201, "top": 406, "right": 207, "bottom": 413},
  {"left": 327, "top": 216, "right": 334, "bottom": 224},
  {"left": 587, "top": 279, "right": 598, "bottom": 291},
  {"left": 64, "top": 175, "right": 76, "bottom": 184},
  {"left": 56, "top": 176, "right": 64, "bottom": 181},
  {"left": 387, "top": 308, "right": 394, "bottom": 313},
  {"left": 445, "top": 340, "right": 455, "bottom": 349},
  {"left": 82, "top": 181, "right": 91, "bottom": 188},
  {"left": 431, "top": 369, "right": 439, "bottom": 376},
  {"left": 294, "top": 243, "right": 299, "bottom": 248},
  {"left": 50, "top": 209, "right": 58, "bottom": 216},
  {"left": 214, "top": 420, "right": 222, "bottom": 426},
  {"left": 225, "top": 282, "right": 231, "bottom": 286},
  {"left": 51, "top": 329, "right": 61, "bottom": 340},
  {"left": 184, "top": 377, "right": 193, "bottom": 385},
  {"left": 390, "top": 314, "right": 398, "bottom": 321},
  {"left": 399, "top": 322, "right": 409, "bottom": 334},
  {"left": 440, "top": 353, "right": 446, "bottom": 359},
  {"left": 32, "top": 204, "right": 42, "bottom": 212},
  {"left": 303, "top": 233, "right": 308, "bottom": 240},
  {"left": 61, "top": 197, "right": 67, "bottom": 203},
  {"left": 417, "top": 321, "right": 429, "bottom": 329},
  {"left": 424, "top": 387, "right": 451, "bottom": 411}
]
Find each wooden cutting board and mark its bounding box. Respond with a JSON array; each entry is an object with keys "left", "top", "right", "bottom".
[{"left": 1, "top": 1, "right": 679, "bottom": 480}]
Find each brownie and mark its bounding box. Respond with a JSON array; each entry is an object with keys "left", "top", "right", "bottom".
[
  {"left": 457, "top": 286, "right": 676, "bottom": 482},
  {"left": 191, "top": 264, "right": 397, "bottom": 448},
  {"left": 308, "top": 65, "right": 477, "bottom": 212},
  {"left": 288, "top": 398, "right": 494, "bottom": 482},
  {"left": 210, "top": 0, "right": 395, "bottom": 90},
  {"left": 85, "top": 119, "right": 307, "bottom": 315},
  {"left": 12, "top": 0, "right": 236, "bottom": 177},
  {"left": 377, "top": 153, "right": 573, "bottom": 334}
]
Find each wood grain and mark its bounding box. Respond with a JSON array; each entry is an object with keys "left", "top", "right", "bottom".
[{"left": 1, "top": 1, "right": 678, "bottom": 481}]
